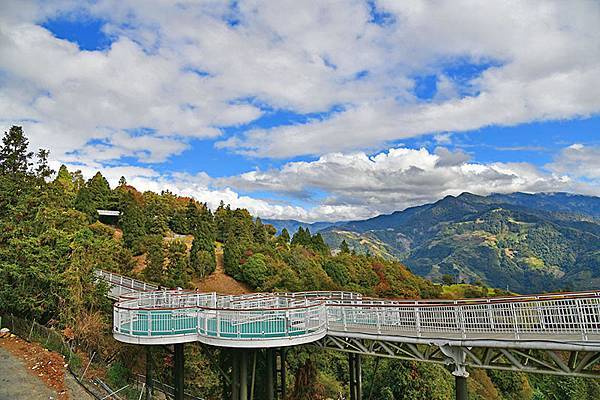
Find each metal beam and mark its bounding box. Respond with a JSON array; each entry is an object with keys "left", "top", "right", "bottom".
[{"left": 316, "top": 337, "right": 600, "bottom": 378}]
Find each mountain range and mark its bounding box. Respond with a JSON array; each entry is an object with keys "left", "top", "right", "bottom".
[{"left": 268, "top": 192, "right": 600, "bottom": 294}]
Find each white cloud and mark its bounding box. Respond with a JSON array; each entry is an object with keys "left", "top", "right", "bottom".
[
  {"left": 547, "top": 144, "right": 600, "bottom": 180},
  {"left": 216, "top": 0, "right": 600, "bottom": 157},
  {"left": 2, "top": 0, "right": 598, "bottom": 164},
  {"left": 214, "top": 146, "right": 591, "bottom": 220},
  {"left": 1, "top": 0, "right": 599, "bottom": 222},
  {"left": 54, "top": 143, "right": 598, "bottom": 223}
]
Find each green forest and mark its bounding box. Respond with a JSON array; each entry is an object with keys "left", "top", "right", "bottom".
[{"left": 1, "top": 125, "right": 599, "bottom": 399}]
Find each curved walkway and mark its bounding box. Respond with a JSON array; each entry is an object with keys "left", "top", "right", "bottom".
[{"left": 97, "top": 271, "right": 600, "bottom": 350}]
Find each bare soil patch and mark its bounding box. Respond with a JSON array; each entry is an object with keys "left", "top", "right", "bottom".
[{"left": 193, "top": 243, "right": 252, "bottom": 295}]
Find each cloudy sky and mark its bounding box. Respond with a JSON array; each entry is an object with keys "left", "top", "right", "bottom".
[{"left": 1, "top": 0, "right": 599, "bottom": 221}]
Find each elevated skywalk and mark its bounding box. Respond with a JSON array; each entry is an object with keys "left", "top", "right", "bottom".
[
  {"left": 96, "top": 270, "right": 600, "bottom": 351},
  {"left": 96, "top": 270, "right": 600, "bottom": 400}
]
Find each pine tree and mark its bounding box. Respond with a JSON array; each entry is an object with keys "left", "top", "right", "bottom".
[
  {"left": 190, "top": 208, "right": 216, "bottom": 278},
  {"left": 311, "top": 233, "right": 330, "bottom": 255},
  {"left": 0, "top": 126, "right": 33, "bottom": 175},
  {"left": 167, "top": 239, "right": 189, "bottom": 288},
  {"left": 340, "top": 239, "right": 350, "bottom": 253},
  {"left": 253, "top": 217, "right": 268, "bottom": 244},
  {"left": 54, "top": 165, "right": 75, "bottom": 193},
  {"left": 143, "top": 235, "right": 165, "bottom": 283},
  {"left": 74, "top": 172, "right": 112, "bottom": 220},
  {"left": 120, "top": 192, "right": 147, "bottom": 254},
  {"left": 34, "top": 149, "right": 53, "bottom": 180},
  {"left": 279, "top": 228, "right": 291, "bottom": 243}
]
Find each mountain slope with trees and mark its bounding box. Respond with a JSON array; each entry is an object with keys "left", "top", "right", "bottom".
[{"left": 320, "top": 192, "right": 600, "bottom": 293}]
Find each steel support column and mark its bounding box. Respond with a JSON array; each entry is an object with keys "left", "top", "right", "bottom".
[
  {"left": 455, "top": 376, "right": 468, "bottom": 400},
  {"left": 240, "top": 350, "right": 248, "bottom": 400},
  {"left": 440, "top": 346, "right": 468, "bottom": 400},
  {"left": 145, "top": 346, "right": 153, "bottom": 400},
  {"left": 266, "top": 349, "right": 275, "bottom": 400},
  {"left": 349, "top": 352, "right": 362, "bottom": 400},
  {"left": 173, "top": 343, "right": 184, "bottom": 400},
  {"left": 232, "top": 350, "right": 240, "bottom": 400},
  {"left": 356, "top": 353, "right": 362, "bottom": 400},
  {"left": 275, "top": 348, "right": 287, "bottom": 400}
]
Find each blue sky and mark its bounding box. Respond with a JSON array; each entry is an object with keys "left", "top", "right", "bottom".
[{"left": 1, "top": 1, "right": 599, "bottom": 221}]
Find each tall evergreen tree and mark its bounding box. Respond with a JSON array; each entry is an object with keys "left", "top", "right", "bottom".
[
  {"left": 74, "top": 172, "right": 113, "bottom": 220},
  {"left": 311, "top": 233, "right": 330, "bottom": 255},
  {"left": 0, "top": 126, "right": 33, "bottom": 175},
  {"left": 190, "top": 208, "right": 216, "bottom": 278},
  {"left": 340, "top": 240, "right": 350, "bottom": 254},
  {"left": 279, "top": 228, "right": 291, "bottom": 243},
  {"left": 120, "top": 192, "right": 147, "bottom": 254},
  {"left": 167, "top": 239, "right": 189, "bottom": 288},
  {"left": 143, "top": 235, "right": 165, "bottom": 283},
  {"left": 253, "top": 217, "right": 268, "bottom": 244}
]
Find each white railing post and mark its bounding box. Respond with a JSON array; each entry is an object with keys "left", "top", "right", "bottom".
[
  {"left": 128, "top": 310, "right": 133, "bottom": 335},
  {"left": 576, "top": 299, "right": 588, "bottom": 341},
  {"left": 511, "top": 303, "right": 519, "bottom": 339},
  {"left": 459, "top": 306, "right": 466, "bottom": 339},
  {"left": 487, "top": 299, "right": 495, "bottom": 331},
  {"left": 376, "top": 308, "right": 381, "bottom": 334},
  {"left": 148, "top": 311, "right": 152, "bottom": 337},
  {"left": 342, "top": 307, "right": 347, "bottom": 331},
  {"left": 216, "top": 310, "right": 221, "bottom": 337},
  {"left": 415, "top": 307, "right": 421, "bottom": 337}
]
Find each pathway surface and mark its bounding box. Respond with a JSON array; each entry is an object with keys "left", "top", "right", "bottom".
[
  {"left": 193, "top": 242, "right": 251, "bottom": 295},
  {"left": 0, "top": 346, "right": 59, "bottom": 400},
  {"left": 0, "top": 336, "right": 94, "bottom": 400}
]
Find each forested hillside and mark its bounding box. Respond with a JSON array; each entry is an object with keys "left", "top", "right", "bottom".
[
  {"left": 2, "top": 126, "right": 599, "bottom": 399},
  {"left": 320, "top": 192, "right": 600, "bottom": 294}
]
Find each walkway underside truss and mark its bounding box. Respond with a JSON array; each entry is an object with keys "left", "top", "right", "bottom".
[{"left": 316, "top": 336, "right": 600, "bottom": 378}]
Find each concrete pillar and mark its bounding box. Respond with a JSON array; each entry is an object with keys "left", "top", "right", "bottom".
[
  {"left": 173, "top": 344, "right": 184, "bottom": 400},
  {"left": 266, "top": 349, "right": 275, "bottom": 400},
  {"left": 145, "top": 347, "right": 153, "bottom": 400}
]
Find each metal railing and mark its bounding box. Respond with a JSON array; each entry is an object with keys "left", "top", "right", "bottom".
[
  {"left": 98, "top": 270, "right": 600, "bottom": 346},
  {"left": 112, "top": 291, "right": 327, "bottom": 342},
  {"left": 94, "top": 270, "right": 158, "bottom": 299},
  {"left": 326, "top": 296, "right": 600, "bottom": 340}
]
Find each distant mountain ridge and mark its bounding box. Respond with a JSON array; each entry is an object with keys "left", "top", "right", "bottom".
[
  {"left": 314, "top": 192, "right": 600, "bottom": 294},
  {"left": 262, "top": 218, "right": 337, "bottom": 235}
]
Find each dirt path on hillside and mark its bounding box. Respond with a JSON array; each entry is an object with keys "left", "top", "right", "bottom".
[
  {"left": 0, "top": 335, "right": 94, "bottom": 400},
  {"left": 193, "top": 243, "right": 252, "bottom": 295}
]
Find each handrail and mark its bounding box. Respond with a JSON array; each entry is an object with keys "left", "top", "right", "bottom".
[{"left": 98, "top": 270, "right": 600, "bottom": 347}]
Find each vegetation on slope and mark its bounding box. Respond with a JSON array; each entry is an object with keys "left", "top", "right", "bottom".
[
  {"left": 2, "top": 126, "right": 599, "bottom": 399},
  {"left": 322, "top": 192, "right": 600, "bottom": 294}
]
